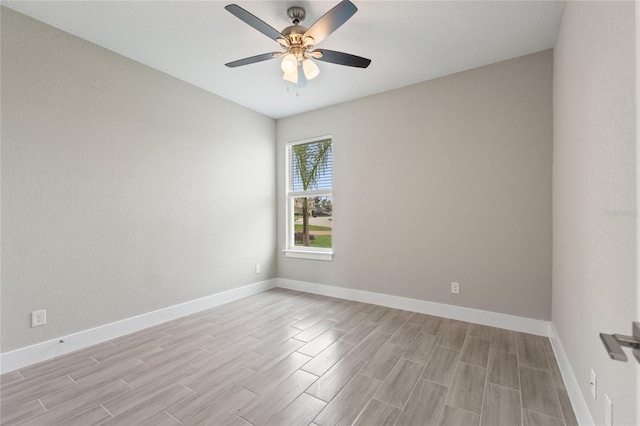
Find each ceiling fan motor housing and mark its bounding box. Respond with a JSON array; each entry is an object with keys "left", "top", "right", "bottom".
[
  {"left": 287, "top": 6, "right": 305, "bottom": 24},
  {"left": 282, "top": 25, "right": 307, "bottom": 46}
]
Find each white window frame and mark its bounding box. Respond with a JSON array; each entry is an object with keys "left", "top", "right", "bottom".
[{"left": 284, "top": 135, "right": 333, "bottom": 261}]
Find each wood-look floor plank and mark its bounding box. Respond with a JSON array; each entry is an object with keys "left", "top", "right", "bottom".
[
  {"left": 123, "top": 358, "right": 201, "bottom": 388},
  {"left": 490, "top": 328, "right": 516, "bottom": 353},
  {"left": 313, "top": 374, "right": 380, "bottom": 426},
  {"left": 403, "top": 333, "right": 439, "bottom": 364},
  {"left": 243, "top": 337, "right": 305, "bottom": 373},
  {"left": 519, "top": 366, "right": 563, "bottom": 418},
  {"left": 518, "top": 336, "right": 549, "bottom": 370},
  {"left": 446, "top": 362, "right": 486, "bottom": 414},
  {"left": 439, "top": 405, "right": 480, "bottom": 426},
  {"left": 522, "top": 409, "right": 565, "bottom": 426},
  {"left": 291, "top": 311, "right": 329, "bottom": 330},
  {"left": 360, "top": 342, "right": 406, "bottom": 381},
  {"left": 396, "top": 379, "right": 447, "bottom": 426},
  {"left": 301, "top": 340, "right": 355, "bottom": 377},
  {"left": 306, "top": 355, "right": 366, "bottom": 402},
  {"left": 459, "top": 336, "right": 490, "bottom": 367},
  {"left": 191, "top": 342, "right": 259, "bottom": 373},
  {"left": 140, "top": 338, "right": 210, "bottom": 366},
  {"left": 376, "top": 310, "right": 411, "bottom": 334},
  {"left": 468, "top": 323, "right": 492, "bottom": 339},
  {"left": 18, "top": 353, "right": 97, "bottom": 381},
  {"left": 264, "top": 392, "right": 326, "bottom": 426},
  {"left": 348, "top": 331, "right": 392, "bottom": 361},
  {"left": 388, "top": 322, "right": 422, "bottom": 347},
  {"left": 243, "top": 351, "right": 311, "bottom": 396},
  {"left": 250, "top": 325, "right": 302, "bottom": 354},
  {"left": 480, "top": 383, "right": 521, "bottom": 426},
  {"left": 340, "top": 320, "right": 379, "bottom": 345},
  {"left": 92, "top": 342, "right": 162, "bottom": 364},
  {"left": 0, "top": 399, "right": 46, "bottom": 425},
  {"left": 41, "top": 360, "right": 146, "bottom": 409},
  {"left": 406, "top": 312, "right": 431, "bottom": 326},
  {"left": 63, "top": 405, "right": 113, "bottom": 425},
  {"left": 363, "top": 305, "right": 392, "bottom": 322},
  {"left": 241, "top": 369, "right": 318, "bottom": 425},
  {"left": 102, "top": 385, "right": 193, "bottom": 426},
  {"left": 373, "top": 359, "right": 423, "bottom": 408},
  {"left": 486, "top": 348, "right": 519, "bottom": 390},
  {"left": 421, "top": 346, "right": 460, "bottom": 386},
  {"left": 227, "top": 416, "right": 253, "bottom": 426},
  {"left": 140, "top": 410, "right": 181, "bottom": 426},
  {"left": 1, "top": 375, "right": 75, "bottom": 407},
  {"left": 439, "top": 324, "right": 468, "bottom": 351},
  {"left": 168, "top": 367, "right": 255, "bottom": 421},
  {"left": 0, "top": 289, "right": 577, "bottom": 426},
  {"left": 353, "top": 399, "right": 400, "bottom": 426},
  {"left": 332, "top": 311, "right": 369, "bottom": 332},
  {"left": 102, "top": 378, "right": 184, "bottom": 417},
  {"left": 20, "top": 379, "right": 132, "bottom": 425},
  {"left": 298, "top": 328, "right": 345, "bottom": 357},
  {"left": 557, "top": 387, "right": 579, "bottom": 426},
  {"left": 421, "top": 316, "right": 449, "bottom": 336},
  {"left": 295, "top": 319, "right": 339, "bottom": 343},
  {"left": 546, "top": 351, "right": 565, "bottom": 390},
  {"left": 181, "top": 386, "right": 258, "bottom": 425},
  {"left": 0, "top": 371, "right": 23, "bottom": 387}
]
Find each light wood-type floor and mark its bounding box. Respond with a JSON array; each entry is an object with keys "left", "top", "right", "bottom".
[{"left": 1, "top": 288, "right": 577, "bottom": 426}]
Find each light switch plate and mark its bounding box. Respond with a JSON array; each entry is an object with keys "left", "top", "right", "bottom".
[{"left": 604, "top": 394, "right": 612, "bottom": 426}]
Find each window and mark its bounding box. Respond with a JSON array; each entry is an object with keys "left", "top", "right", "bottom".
[{"left": 285, "top": 136, "right": 333, "bottom": 261}]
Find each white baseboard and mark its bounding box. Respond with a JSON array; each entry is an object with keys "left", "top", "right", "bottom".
[
  {"left": 276, "top": 278, "right": 551, "bottom": 336},
  {"left": 549, "top": 323, "right": 594, "bottom": 426},
  {"left": 0, "top": 279, "right": 276, "bottom": 374}
]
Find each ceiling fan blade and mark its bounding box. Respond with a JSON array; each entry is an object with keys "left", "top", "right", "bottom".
[
  {"left": 297, "top": 63, "right": 307, "bottom": 88},
  {"left": 303, "top": 0, "right": 357, "bottom": 46},
  {"left": 225, "top": 52, "right": 279, "bottom": 68},
  {"left": 225, "top": 4, "right": 283, "bottom": 41},
  {"left": 313, "top": 49, "right": 371, "bottom": 68}
]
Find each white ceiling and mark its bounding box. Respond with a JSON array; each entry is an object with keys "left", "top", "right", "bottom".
[{"left": 3, "top": 1, "right": 565, "bottom": 119}]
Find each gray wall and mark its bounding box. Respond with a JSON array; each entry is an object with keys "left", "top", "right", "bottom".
[
  {"left": 552, "top": 2, "right": 637, "bottom": 425},
  {"left": 277, "top": 50, "right": 553, "bottom": 320},
  {"left": 1, "top": 8, "right": 276, "bottom": 352}
]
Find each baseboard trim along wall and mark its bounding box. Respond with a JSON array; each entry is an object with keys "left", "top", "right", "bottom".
[
  {"left": 549, "top": 323, "right": 594, "bottom": 426},
  {"left": 277, "top": 278, "right": 552, "bottom": 336},
  {"left": 0, "top": 279, "right": 277, "bottom": 374}
]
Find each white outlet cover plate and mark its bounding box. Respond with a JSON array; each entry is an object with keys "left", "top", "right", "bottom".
[
  {"left": 31, "top": 310, "right": 46, "bottom": 327},
  {"left": 590, "top": 369, "right": 596, "bottom": 398}
]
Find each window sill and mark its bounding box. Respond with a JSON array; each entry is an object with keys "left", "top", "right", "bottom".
[{"left": 283, "top": 249, "right": 333, "bottom": 261}]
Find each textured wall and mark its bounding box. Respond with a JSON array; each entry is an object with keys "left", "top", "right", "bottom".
[
  {"left": 1, "top": 8, "right": 276, "bottom": 352},
  {"left": 552, "top": 2, "right": 637, "bottom": 425},
  {"left": 277, "top": 50, "right": 553, "bottom": 320}
]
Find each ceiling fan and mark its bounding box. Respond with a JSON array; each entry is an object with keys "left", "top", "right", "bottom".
[{"left": 224, "top": 0, "right": 371, "bottom": 85}]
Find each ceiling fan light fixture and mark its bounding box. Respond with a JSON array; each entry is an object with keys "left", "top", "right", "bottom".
[
  {"left": 302, "top": 58, "right": 320, "bottom": 80},
  {"left": 280, "top": 53, "right": 298, "bottom": 73},
  {"left": 283, "top": 67, "right": 298, "bottom": 84},
  {"left": 302, "top": 36, "right": 315, "bottom": 48}
]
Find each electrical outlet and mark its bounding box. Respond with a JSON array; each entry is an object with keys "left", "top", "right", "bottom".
[
  {"left": 31, "top": 310, "right": 46, "bottom": 327},
  {"left": 604, "top": 394, "right": 612, "bottom": 426},
  {"left": 255, "top": 264, "right": 261, "bottom": 274},
  {"left": 590, "top": 369, "right": 597, "bottom": 398},
  {"left": 451, "top": 282, "right": 460, "bottom": 294}
]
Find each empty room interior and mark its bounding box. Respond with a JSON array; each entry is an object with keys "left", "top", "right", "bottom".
[{"left": 1, "top": 1, "right": 637, "bottom": 426}]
